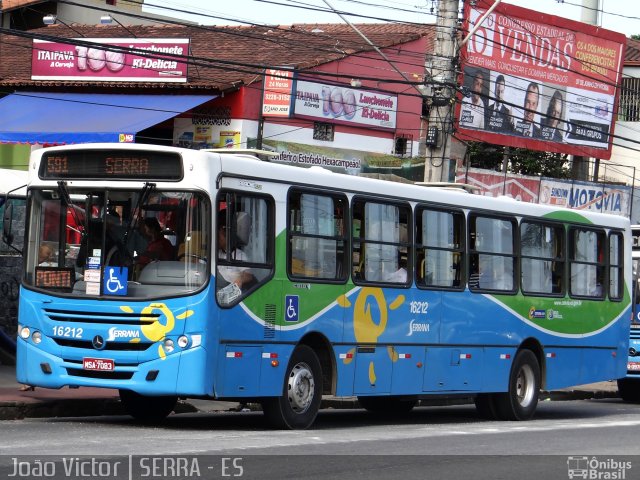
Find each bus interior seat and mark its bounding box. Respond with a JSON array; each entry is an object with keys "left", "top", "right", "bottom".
[{"left": 178, "top": 231, "right": 206, "bottom": 260}]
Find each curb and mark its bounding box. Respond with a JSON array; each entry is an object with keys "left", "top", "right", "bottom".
[
  {"left": 0, "top": 389, "right": 620, "bottom": 421},
  {"left": 0, "top": 398, "right": 123, "bottom": 421}
]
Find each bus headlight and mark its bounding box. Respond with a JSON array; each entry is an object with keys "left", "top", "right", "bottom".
[
  {"left": 19, "top": 327, "right": 30, "bottom": 339},
  {"left": 163, "top": 339, "right": 175, "bottom": 353},
  {"left": 177, "top": 336, "right": 189, "bottom": 349},
  {"left": 32, "top": 331, "right": 42, "bottom": 344}
]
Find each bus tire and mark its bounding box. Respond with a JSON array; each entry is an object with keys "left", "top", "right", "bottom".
[
  {"left": 357, "top": 396, "right": 417, "bottom": 415},
  {"left": 119, "top": 389, "right": 177, "bottom": 422},
  {"left": 261, "top": 345, "right": 322, "bottom": 429},
  {"left": 617, "top": 378, "right": 640, "bottom": 402},
  {"left": 494, "top": 349, "right": 540, "bottom": 421},
  {"left": 474, "top": 393, "right": 499, "bottom": 419}
]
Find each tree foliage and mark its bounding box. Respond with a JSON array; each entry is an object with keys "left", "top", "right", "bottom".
[{"left": 467, "top": 142, "right": 570, "bottom": 178}]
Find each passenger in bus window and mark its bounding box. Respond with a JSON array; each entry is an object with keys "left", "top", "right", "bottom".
[
  {"left": 469, "top": 254, "right": 492, "bottom": 289},
  {"left": 383, "top": 250, "right": 407, "bottom": 283},
  {"left": 384, "top": 265, "right": 407, "bottom": 283},
  {"left": 216, "top": 209, "right": 255, "bottom": 291},
  {"left": 136, "top": 217, "right": 174, "bottom": 266},
  {"left": 38, "top": 244, "right": 56, "bottom": 266}
]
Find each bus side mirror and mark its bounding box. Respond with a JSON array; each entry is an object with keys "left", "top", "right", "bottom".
[{"left": 2, "top": 199, "right": 14, "bottom": 246}]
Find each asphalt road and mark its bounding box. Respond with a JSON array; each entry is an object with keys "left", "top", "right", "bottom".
[{"left": 0, "top": 398, "right": 638, "bottom": 480}]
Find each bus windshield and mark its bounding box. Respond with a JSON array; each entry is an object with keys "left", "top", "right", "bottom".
[{"left": 24, "top": 187, "right": 210, "bottom": 298}]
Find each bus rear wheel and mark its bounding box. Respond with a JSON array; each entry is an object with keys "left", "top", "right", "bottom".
[
  {"left": 119, "top": 390, "right": 177, "bottom": 422},
  {"left": 494, "top": 349, "right": 540, "bottom": 420},
  {"left": 261, "top": 345, "right": 322, "bottom": 429},
  {"left": 617, "top": 378, "right": 640, "bottom": 402}
]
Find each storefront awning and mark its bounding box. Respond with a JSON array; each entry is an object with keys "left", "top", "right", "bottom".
[{"left": 0, "top": 92, "right": 216, "bottom": 144}]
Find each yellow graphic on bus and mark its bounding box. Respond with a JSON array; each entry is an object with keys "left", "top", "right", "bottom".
[
  {"left": 119, "top": 303, "right": 194, "bottom": 360},
  {"left": 339, "top": 288, "right": 404, "bottom": 384}
]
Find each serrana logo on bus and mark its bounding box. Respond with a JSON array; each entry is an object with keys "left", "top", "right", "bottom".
[{"left": 106, "top": 327, "right": 140, "bottom": 342}]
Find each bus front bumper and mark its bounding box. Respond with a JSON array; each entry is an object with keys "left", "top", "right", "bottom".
[{"left": 16, "top": 339, "right": 212, "bottom": 396}]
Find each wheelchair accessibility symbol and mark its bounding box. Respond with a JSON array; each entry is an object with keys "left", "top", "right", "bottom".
[
  {"left": 104, "top": 267, "right": 128, "bottom": 296},
  {"left": 285, "top": 295, "right": 299, "bottom": 322}
]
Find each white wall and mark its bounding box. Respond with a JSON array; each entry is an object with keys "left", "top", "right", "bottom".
[
  {"left": 57, "top": 1, "right": 187, "bottom": 26},
  {"left": 603, "top": 66, "right": 640, "bottom": 222}
]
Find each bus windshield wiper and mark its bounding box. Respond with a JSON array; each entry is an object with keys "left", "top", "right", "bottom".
[
  {"left": 123, "top": 182, "right": 155, "bottom": 247},
  {"left": 57, "top": 181, "right": 86, "bottom": 237}
]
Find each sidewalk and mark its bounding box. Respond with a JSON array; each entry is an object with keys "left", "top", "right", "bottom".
[{"left": 0, "top": 364, "right": 621, "bottom": 421}]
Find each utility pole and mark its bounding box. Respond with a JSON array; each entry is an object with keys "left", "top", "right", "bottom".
[
  {"left": 572, "top": 0, "right": 601, "bottom": 181},
  {"left": 423, "top": 0, "right": 460, "bottom": 183}
]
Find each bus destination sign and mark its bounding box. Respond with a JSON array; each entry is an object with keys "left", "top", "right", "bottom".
[{"left": 40, "top": 150, "right": 183, "bottom": 181}]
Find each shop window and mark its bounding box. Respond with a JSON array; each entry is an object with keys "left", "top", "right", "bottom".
[
  {"left": 394, "top": 134, "right": 413, "bottom": 157},
  {"left": 313, "top": 123, "right": 334, "bottom": 141}
]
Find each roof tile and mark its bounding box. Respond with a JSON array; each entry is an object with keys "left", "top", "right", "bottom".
[{"left": 0, "top": 23, "right": 435, "bottom": 91}]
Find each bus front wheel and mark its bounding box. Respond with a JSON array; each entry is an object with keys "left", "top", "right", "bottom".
[
  {"left": 119, "top": 389, "right": 178, "bottom": 422},
  {"left": 261, "top": 345, "right": 322, "bottom": 429},
  {"left": 494, "top": 349, "right": 540, "bottom": 421},
  {"left": 617, "top": 378, "right": 640, "bottom": 402}
]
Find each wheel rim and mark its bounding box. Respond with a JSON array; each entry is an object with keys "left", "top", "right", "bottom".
[
  {"left": 287, "top": 361, "right": 315, "bottom": 413},
  {"left": 516, "top": 364, "right": 535, "bottom": 407}
]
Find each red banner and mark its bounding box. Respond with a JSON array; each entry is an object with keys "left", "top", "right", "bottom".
[
  {"left": 262, "top": 69, "right": 293, "bottom": 117},
  {"left": 458, "top": 0, "right": 626, "bottom": 160},
  {"left": 456, "top": 167, "right": 540, "bottom": 203},
  {"left": 32, "top": 39, "right": 189, "bottom": 83}
]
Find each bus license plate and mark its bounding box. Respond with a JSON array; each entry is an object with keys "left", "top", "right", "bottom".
[
  {"left": 628, "top": 362, "right": 640, "bottom": 371},
  {"left": 83, "top": 357, "right": 114, "bottom": 371}
]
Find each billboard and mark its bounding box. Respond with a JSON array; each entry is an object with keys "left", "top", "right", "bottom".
[
  {"left": 262, "top": 69, "right": 294, "bottom": 117},
  {"left": 292, "top": 80, "right": 397, "bottom": 130},
  {"left": 32, "top": 39, "right": 189, "bottom": 82},
  {"left": 539, "top": 179, "right": 631, "bottom": 216},
  {"left": 458, "top": 0, "right": 626, "bottom": 159}
]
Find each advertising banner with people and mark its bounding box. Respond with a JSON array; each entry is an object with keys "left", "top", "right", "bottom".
[
  {"left": 457, "top": 0, "right": 626, "bottom": 159},
  {"left": 31, "top": 39, "right": 189, "bottom": 82},
  {"left": 292, "top": 80, "right": 397, "bottom": 130}
]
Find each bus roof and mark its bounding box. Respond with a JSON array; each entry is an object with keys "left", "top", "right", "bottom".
[
  {"left": 25, "top": 144, "right": 630, "bottom": 231},
  {"left": 217, "top": 152, "right": 629, "bottom": 229},
  {"left": 200, "top": 148, "right": 280, "bottom": 162},
  {"left": 414, "top": 181, "right": 481, "bottom": 194}
]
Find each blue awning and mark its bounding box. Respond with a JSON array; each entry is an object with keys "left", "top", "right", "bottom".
[{"left": 0, "top": 92, "right": 215, "bottom": 144}]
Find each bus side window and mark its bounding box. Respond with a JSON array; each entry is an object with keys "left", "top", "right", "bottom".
[
  {"left": 351, "top": 198, "right": 410, "bottom": 285},
  {"left": 416, "top": 206, "right": 464, "bottom": 289},
  {"left": 468, "top": 214, "right": 516, "bottom": 292},
  {"left": 216, "top": 192, "right": 273, "bottom": 306},
  {"left": 287, "top": 190, "right": 348, "bottom": 282},
  {"left": 521, "top": 221, "right": 563, "bottom": 296}
]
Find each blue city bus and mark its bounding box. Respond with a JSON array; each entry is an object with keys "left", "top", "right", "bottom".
[
  {"left": 618, "top": 225, "right": 640, "bottom": 401},
  {"left": 5, "top": 144, "right": 632, "bottom": 428}
]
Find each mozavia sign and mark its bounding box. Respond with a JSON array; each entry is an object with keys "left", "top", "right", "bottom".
[{"left": 32, "top": 38, "right": 189, "bottom": 82}]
